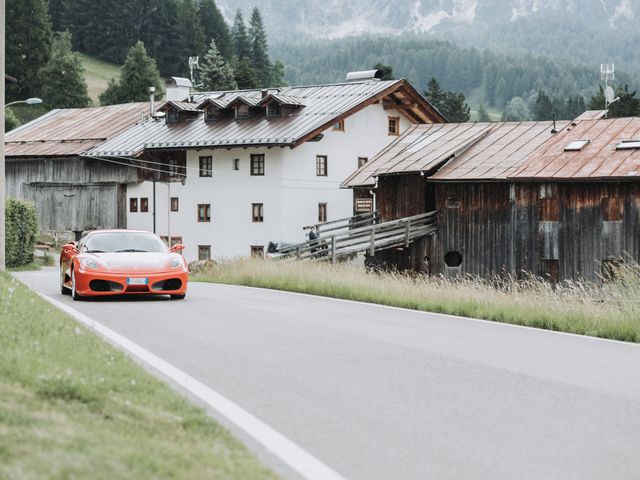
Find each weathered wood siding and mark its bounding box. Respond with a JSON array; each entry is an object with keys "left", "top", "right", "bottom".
[
  {"left": 6, "top": 157, "right": 138, "bottom": 234},
  {"left": 432, "top": 181, "right": 640, "bottom": 282},
  {"left": 376, "top": 175, "right": 426, "bottom": 222}
]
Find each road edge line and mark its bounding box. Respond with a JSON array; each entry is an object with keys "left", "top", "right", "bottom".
[{"left": 34, "top": 291, "right": 347, "bottom": 480}]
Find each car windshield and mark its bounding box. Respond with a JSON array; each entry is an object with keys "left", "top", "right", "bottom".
[{"left": 83, "top": 232, "right": 168, "bottom": 253}]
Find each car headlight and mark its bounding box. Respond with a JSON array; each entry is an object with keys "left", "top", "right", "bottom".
[
  {"left": 170, "top": 257, "right": 182, "bottom": 268},
  {"left": 80, "top": 258, "right": 98, "bottom": 269}
]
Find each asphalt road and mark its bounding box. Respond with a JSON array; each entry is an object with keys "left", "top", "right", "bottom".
[{"left": 14, "top": 267, "right": 640, "bottom": 480}]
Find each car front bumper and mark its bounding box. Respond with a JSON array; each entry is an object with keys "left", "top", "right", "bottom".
[{"left": 74, "top": 268, "right": 188, "bottom": 297}]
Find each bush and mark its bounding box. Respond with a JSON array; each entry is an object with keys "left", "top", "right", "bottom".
[{"left": 5, "top": 198, "right": 39, "bottom": 268}]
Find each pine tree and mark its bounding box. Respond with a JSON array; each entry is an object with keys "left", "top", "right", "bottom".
[
  {"left": 99, "top": 41, "right": 164, "bottom": 105},
  {"left": 533, "top": 90, "right": 554, "bottom": 120},
  {"left": 231, "top": 10, "right": 258, "bottom": 88},
  {"left": 49, "top": 0, "right": 68, "bottom": 31},
  {"left": 6, "top": 0, "right": 52, "bottom": 100},
  {"left": 39, "top": 31, "right": 91, "bottom": 109},
  {"left": 477, "top": 104, "right": 491, "bottom": 122},
  {"left": 232, "top": 10, "right": 252, "bottom": 60},
  {"left": 271, "top": 60, "right": 287, "bottom": 87},
  {"left": 249, "top": 8, "right": 272, "bottom": 87},
  {"left": 172, "top": 0, "right": 206, "bottom": 77},
  {"left": 201, "top": 39, "right": 238, "bottom": 91},
  {"left": 424, "top": 77, "right": 470, "bottom": 122},
  {"left": 234, "top": 57, "right": 259, "bottom": 90},
  {"left": 138, "top": 0, "right": 180, "bottom": 76},
  {"left": 501, "top": 97, "right": 530, "bottom": 122},
  {"left": 198, "top": 0, "right": 233, "bottom": 59},
  {"left": 373, "top": 63, "right": 394, "bottom": 80}
]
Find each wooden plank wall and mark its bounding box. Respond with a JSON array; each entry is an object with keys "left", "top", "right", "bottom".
[
  {"left": 6, "top": 157, "right": 139, "bottom": 234},
  {"left": 432, "top": 181, "right": 640, "bottom": 282}
]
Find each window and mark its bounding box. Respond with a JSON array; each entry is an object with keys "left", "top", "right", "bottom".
[
  {"left": 140, "top": 197, "right": 149, "bottom": 213},
  {"left": 170, "top": 236, "right": 183, "bottom": 248},
  {"left": 233, "top": 158, "right": 240, "bottom": 170},
  {"left": 251, "top": 154, "right": 265, "bottom": 176},
  {"left": 318, "top": 203, "right": 327, "bottom": 223},
  {"left": 199, "top": 156, "right": 212, "bottom": 177},
  {"left": 236, "top": 104, "right": 249, "bottom": 120},
  {"left": 616, "top": 139, "right": 640, "bottom": 150},
  {"left": 250, "top": 245, "right": 264, "bottom": 257},
  {"left": 267, "top": 102, "right": 281, "bottom": 118},
  {"left": 168, "top": 157, "right": 185, "bottom": 177},
  {"left": 564, "top": 139, "right": 590, "bottom": 151},
  {"left": 252, "top": 203, "right": 264, "bottom": 223},
  {"left": 170, "top": 197, "right": 179, "bottom": 212},
  {"left": 358, "top": 157, "right": 368, "bottom": 168},
  {"left": 388, "top": 116, "right": 400, "bottom": 136},
  {"left": 197, "top": 204, "right": 211, "bottom": 222},
  {"left": 129, "top": 198, "right": 138, "bottom": 212},
  {"left": 205, "top": 106, "right": 219, "bottom": 123},
  {"left": 316, "top": 155, "right": 328, "bottom": 176},
  {"left": 198, "top": 245, "right": 211, "bottom": 260},
  {"left": 166, "top": 109, "right": 179, "bottom": 124},
  {"left": 602, "top": 197, "right": 623, "bottom": 221},
  {"left": 332, "top": 119, "right": 344, "bottom": 131}
]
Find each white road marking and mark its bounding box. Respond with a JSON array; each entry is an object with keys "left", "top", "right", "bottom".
[{"left": 35, "top": 291, "right": 348, "bottom": 480}]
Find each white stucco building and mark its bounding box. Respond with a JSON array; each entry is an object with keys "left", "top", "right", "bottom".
[{"left": 89, "top": 75, "right": 444, "bottom": 261}]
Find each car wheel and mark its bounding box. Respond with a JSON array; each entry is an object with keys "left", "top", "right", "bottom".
[
  {"left": 170, "top": 294, "right": 186, "bottom": 300},
  {"left": 60, "top": 265, "right": 70, "bottom": 295},
  {"left": 71, "top": 270, "right": 83, "bottom": 301}
]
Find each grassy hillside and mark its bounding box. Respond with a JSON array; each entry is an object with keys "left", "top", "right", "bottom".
[{"left": 79, "top": 53, "right": 121, "bottom": 105}]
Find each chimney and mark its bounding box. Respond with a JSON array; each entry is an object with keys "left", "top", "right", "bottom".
[
  {"left": 261, "top": 89, "right": 269, "bottom": 98},
  {"left": 149, "top": 86, "right": 156, "bottom": 116},
  {"left": 165, "top": 77, "right": 192, "bottom": 102}
]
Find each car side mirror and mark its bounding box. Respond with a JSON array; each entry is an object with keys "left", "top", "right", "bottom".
[
  {"left": 170, "top": 244, "right": 185, "bottom": 253},
  {"left": 62, "top": 242, "right": 78, "bottom": 253}
]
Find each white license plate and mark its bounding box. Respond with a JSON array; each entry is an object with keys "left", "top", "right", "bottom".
[{"left": 127, "top": 277, "right": 148, "bottom": 285}]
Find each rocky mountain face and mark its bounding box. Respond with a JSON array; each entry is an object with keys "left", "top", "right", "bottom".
[{"left": 217, "top": 0, "right": 637, "bottom": 39}]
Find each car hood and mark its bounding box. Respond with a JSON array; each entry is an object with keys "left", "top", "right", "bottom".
[{"left": 81, "top": 252, "right": 181, "bottom": 273}]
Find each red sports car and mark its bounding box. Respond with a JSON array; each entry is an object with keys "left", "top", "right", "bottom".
[{"left": 60, "top": 230, "right": 189, "bottom": 300}]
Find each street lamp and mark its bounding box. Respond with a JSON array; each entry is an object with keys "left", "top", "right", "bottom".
[{"left": 5, "top": 97, "right": 43, "bottom": 108}]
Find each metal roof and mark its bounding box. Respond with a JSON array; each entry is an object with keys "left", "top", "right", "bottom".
[
  {"left": 257, "top": 93, "right": 305, "bottom": 107},
  {"left": 158, "top": 101, "right": 201, "bottom": 112},
  {"left": 510, "top": 116, "right": 640, "bottom": 180},
  {"left": 5, "top": 103, "right": 148, "bottom": 157},
  {"left": 88, "top": 79, "right": 445, "bottom": 157},
  {"left": 343, "top": 120, "right": 568, "bottom": 186},
  {"left": 574, "top": 110, "right": 608, "bottom": 121}
]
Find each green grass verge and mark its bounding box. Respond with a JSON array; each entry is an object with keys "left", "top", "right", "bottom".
[
  {"left": 79, "top": 53, "right": 121, "bottom": 105},
  {"left": 7, "top": 262, "right": 42, "bottom": 272},
  {"left": 0, "top": 272, "right": 277, "bottom": 480},
  {"left": 192, "top": 258, "right": 640, "bottom": 343}
]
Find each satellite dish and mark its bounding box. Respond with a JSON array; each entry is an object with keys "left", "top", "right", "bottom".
[
  {"left": 188, "top": 56, "right": 199, "bottom": 69},
  {"left": 605, "top": 85, "right": 615, "bottom": 104}
]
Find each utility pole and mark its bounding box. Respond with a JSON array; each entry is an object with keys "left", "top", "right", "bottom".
[{"left": 1, "top": 0, "right": 6, "bottom": 270}]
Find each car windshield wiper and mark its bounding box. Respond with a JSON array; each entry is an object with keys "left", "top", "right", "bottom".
[
  {"left": 115, "top": 249, "right": 148, "bottom": 252},
  {"left": 86, "top": 249, "right": 105, "bottom": 253}
]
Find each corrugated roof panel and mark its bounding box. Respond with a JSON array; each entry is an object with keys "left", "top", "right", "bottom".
[{"left": 6, "top": 103, "right": 148, "bottom": 157}]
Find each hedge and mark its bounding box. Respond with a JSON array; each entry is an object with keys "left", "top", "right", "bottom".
[{"left": 5, "top": 198, "right": 38, "bottom": 268}]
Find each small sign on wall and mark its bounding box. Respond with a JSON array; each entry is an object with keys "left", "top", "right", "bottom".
[{"left": 355, "top": 198, "right": 373, "bottom": 212}]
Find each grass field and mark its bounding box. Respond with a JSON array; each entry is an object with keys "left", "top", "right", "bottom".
[
  {"left": 193, "top": 258, "right": 640, "bottom": 343},
  {"left": 0, "top": 271, "right": 276, "bottom": 479},
  {"left": 79, "top": 53, "right": 121, "bottom": 104}
]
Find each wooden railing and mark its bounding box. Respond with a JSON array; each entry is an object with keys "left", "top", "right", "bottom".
[{"left": 277, "top": 211, "right": 437, "bottom": 264}]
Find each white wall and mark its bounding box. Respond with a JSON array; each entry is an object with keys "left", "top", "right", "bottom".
[{"left": 126, "top": 102, "right": 412, "bottom": 262}]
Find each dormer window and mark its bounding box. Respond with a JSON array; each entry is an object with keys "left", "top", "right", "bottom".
[
  {"left": 205, "top": 106, "right": 219, "bottom": 123},
  {"left": 616, "top": 139, "right": 640, "bottom": 150},
  {"left": 236, "top": 104, "right": 249, "bottom": 120},
  {"left": 166, "top": 109, "right": 179, "bottom": 124},
  {"left": 267, "top": 102, "right": 281, "bottom": 118}
]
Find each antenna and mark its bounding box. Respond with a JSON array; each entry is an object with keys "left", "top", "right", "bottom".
[
  {"left": 600, "top": 63, "right": 618, "bottom": 113},
  {"left": 188, "top": 56, "right": 202, "bottom": 88}
]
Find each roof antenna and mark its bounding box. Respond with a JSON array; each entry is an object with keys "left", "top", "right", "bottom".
[
  {"left": 601, "top": 63, "right": 619, "bottom": 117},
  {"left": 189, "top": 56, "right": 202, "bottom": 88},
  {"left": 551, "top": 113, "right": 557, "bottom": 134}
]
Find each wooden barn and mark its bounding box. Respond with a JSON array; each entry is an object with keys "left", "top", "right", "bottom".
[
  {"left": 343, "top": 113, "right": 640, "bottom": 282},
  {"left": 5, "top": 103, "right": 148, "bottom": 239}
]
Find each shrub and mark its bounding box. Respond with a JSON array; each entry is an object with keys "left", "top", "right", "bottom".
[{"left": 5, "top": 198, "right": 39, "bottom": 268}]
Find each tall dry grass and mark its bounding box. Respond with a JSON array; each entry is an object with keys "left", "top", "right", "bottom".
[{"left": 192, "top": 258, "right": 640, "bottom": 342}]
